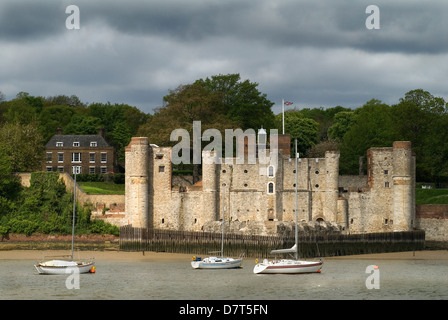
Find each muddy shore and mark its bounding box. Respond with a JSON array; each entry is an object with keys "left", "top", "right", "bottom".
[{"left": 1, "top": 248, "right": 447, "bottom": 262}]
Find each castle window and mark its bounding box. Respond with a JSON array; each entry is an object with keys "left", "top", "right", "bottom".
[
  {"left": 161, "top": 218, "right": 165, "bottom": 224},
  {"left": 267, "top": 182, "right": 275, "bottom": 194},
  {"left": 385, "top": 182, "right": 390, "bottom": 188},
  {"left": 268, "top": 165, "right": 275, "bottom": 177},
  {"left": 315, "top": 170, "right": 319, "bottom": 174},
  {"left": 244, "top": 183, "right": 248, "bottom": 187},
  {"left": 159, "top": 166, "right": 165, "bottom": 173},
  {"left": 315, "top": 184, "right": 319, "bottom": 188},
  {"left": 156, "top": 154, "right": 163, "bottom": 159},
  {"left": 244, "top": 169, "right": 248, "bottom": 173},
  {"left": 385, "top": 219, "right": 388, "bottom": 225},
  {"left": 384, "top": 170, "right": 389, "bottom": 175},
  {"left": 222, "top": 169, "right": 226, "bottom": 173}
]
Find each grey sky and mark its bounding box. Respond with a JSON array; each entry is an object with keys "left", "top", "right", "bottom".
[{"left": 1, "top": 0, "right": 447, "bottom": 114}]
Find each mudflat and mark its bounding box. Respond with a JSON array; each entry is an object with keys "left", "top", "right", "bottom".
[{"left": 1, "top": 249, "right": 447, "bottom": 261}]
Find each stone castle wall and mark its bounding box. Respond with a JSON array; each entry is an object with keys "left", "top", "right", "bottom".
[{"left": 124, "top": 136, "right": 418, "bottom": 236}]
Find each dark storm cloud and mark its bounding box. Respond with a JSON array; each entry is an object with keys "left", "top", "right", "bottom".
[{"left": 1, "top": 0, "right": 448, "bottom": 114}]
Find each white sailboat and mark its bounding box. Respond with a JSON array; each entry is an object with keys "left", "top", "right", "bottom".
[
  {"left": 191, "top": 184, "right": 243, "bottom": 269},
  {"left": 253, "top": 139, "right": 323, "bottom": 274},
  {"left": 34, "top": 171, "right": 95, "bottom": 275}
]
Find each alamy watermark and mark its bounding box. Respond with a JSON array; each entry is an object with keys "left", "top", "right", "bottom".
[
  {"left": 365, "top": 265, "right": 380, "bottom": 289},
  {"left": 65, "top": 267, "right": 80, "bottom": 290},
  {"left": 170, "top": 121, "right": 279, "bottom": 169},
  {"left": 366, "top": 5, "right": 380, "bottom": 30},
  {"left": 65, "top": 4, "right": 380, "bottom": 31},
  {"left": 66, "top": 5, "right": 80, "bottom": 30}
]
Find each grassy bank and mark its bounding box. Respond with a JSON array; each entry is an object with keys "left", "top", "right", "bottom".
[
  {"left": 78, "top": 181, "right": 125, "bottom": 194},
  {"left": 415, "top": 188, "right": 448, "bottom": 204}
]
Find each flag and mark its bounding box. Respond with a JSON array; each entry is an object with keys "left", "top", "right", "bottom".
[{"left": 284, "top": 101, "right": 293, "bottom": 105}]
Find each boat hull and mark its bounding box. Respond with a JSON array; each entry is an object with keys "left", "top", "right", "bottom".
[
  {"left": 34, "top": 260, "right": 95, "bottom": 275},
  {"left": 253, "top": 259, "right": 322, "bottom": 274},
  {"left": 191, "top": 257, "right": 243, "bottom": 269}
]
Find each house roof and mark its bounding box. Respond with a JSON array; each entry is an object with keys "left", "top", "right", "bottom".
[{"left": 46, "top": 134, "right": 111, "bottom": 148}]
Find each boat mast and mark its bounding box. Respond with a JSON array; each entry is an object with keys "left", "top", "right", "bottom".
[
  {"left": 71, "top": 169, "right": 77, "bottom": 261},
  {"left": 295, "top": 139, "right": 299, "bottom": 260},
  {"left": 221, "top": 184, "right": 225, "bottom": 258}
]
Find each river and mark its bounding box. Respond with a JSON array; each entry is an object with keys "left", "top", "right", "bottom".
[{"left": 1, "top": 256, "right": 447, "bottom": 300}]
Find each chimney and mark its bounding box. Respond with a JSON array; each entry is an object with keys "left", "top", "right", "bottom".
[
  {"left": 57, "top": 128, "right": 62, "bottom": 135},
  {"left": 97, "top": 128, "right": 105, "bottom": 138}
]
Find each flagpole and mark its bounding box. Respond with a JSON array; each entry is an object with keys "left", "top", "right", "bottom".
[{"left": 282, "top": 99, "right": 285, "bottom": 135}]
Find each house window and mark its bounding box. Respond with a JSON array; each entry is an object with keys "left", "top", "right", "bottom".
[
  {"left": 268, "top": 165, "right": 275, "bottom": 178},
  {"left": 101, "top": 152, "right": 107, "bottom": 163},
  {"left": 89, "top": 166, "right": 96, "bottom": 174},
  {"left": 100, "top": 166, "right": 107, "bottom": 174},
  {"left": 46, "top": 166, "right": 53, "bottom": 172},
  {"left": 56, "top": 142, "right": 63, "bottom": 147},
  {"left": 267, "top": 182, "right": 275, "bottom": 194},
  {"left": 46, "top": 152, "right": 52, "bottom": 163},
  {"left": 159, "top": 166, "right": 165, "bottom": 173},
  {"left": 90, "top": 141, "right": 97, "bottom": 147},
  {"left": 57, "top": 166, "right": 64, "bottom": 172},
  {"left": 72, "top": 152, "right": 81, "bottom": 163},
  {"left": 89, "top": 152, "right": 95, "bottom": 163},
  {"left": 58, "top": 152, "right": 64, "bottom": 163},
  {"left": 73, "top": 142, "right": 80, "bottom": 147}
]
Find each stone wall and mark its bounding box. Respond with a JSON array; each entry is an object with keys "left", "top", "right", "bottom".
[{"left": 416, "top": 204, "right": 448, "bottom": 241}]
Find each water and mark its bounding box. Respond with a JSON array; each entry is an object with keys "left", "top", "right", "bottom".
[{"left": 1, "top": 258, "right": 447, "bottom": 300}]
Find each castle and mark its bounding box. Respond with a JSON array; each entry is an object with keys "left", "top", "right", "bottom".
[{"left": 124, "top": 132, "right": 415, "bottom": 236}]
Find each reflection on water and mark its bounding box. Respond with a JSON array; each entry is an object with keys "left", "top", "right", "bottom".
[{"left": 0, "top": 258, "right": 447, "bottom": 300}]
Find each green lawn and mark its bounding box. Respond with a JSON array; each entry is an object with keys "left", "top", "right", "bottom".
[
  {"left": 78, "top": 182, "right": 125, "bottom": 194},
  {"left": 415, "top": 188, "right": 448, "bottom": 205}
]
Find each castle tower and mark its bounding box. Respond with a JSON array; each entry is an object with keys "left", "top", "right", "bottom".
[
  {"left": 125, "top": 137, "right": 149, "bottom": 228},
  {"left": 324, "top": 150, "right": 340, "bottom": 222},
  {"left": 202, "top": 150, "right": 219, "bottom": 222},
  {"left": 392, "top": 141, "right": 413, "bottom": 231}
]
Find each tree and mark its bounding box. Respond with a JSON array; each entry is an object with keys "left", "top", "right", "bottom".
[
  {"left": 0, "top": 122, "right": 45, "bottom": 172},
  {"left": 195, "top": 74, "right": 275, "bottom": 130},
  {"left": 339, "top": 99, "right": 397, "bottom": 174},
  {"left": 63, "top": 115, "right": 102, "bottom": 135},
  {"left": 38, "top": 105, "right": 76, "bottom": 142},
  {"left": 274, "top": 111, "right": 319, "bottom": 155},
  {"left": 392, "top": 89, "right": 448, "bottom": 182},
  {"left": 327, "top": 111, "right": 355, "bottom": 142}
]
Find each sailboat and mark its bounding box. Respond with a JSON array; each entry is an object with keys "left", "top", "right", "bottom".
[
  {"left": 253, "top": 139, "right": 323, "bottom": 274},
  {"left": 34, "top": 171, "right": 95, "bottom": 275},
  {"left": 191, "top": 184, "right": 243, "bottom": 269}
]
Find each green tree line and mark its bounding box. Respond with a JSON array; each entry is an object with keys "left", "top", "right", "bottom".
[{"left": 1, "top": 79, "right": 447, "bottom": 183}]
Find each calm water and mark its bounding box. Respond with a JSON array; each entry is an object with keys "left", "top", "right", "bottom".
[{"left": 1, "top": 258, "right": 447, "bottom": 300}]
